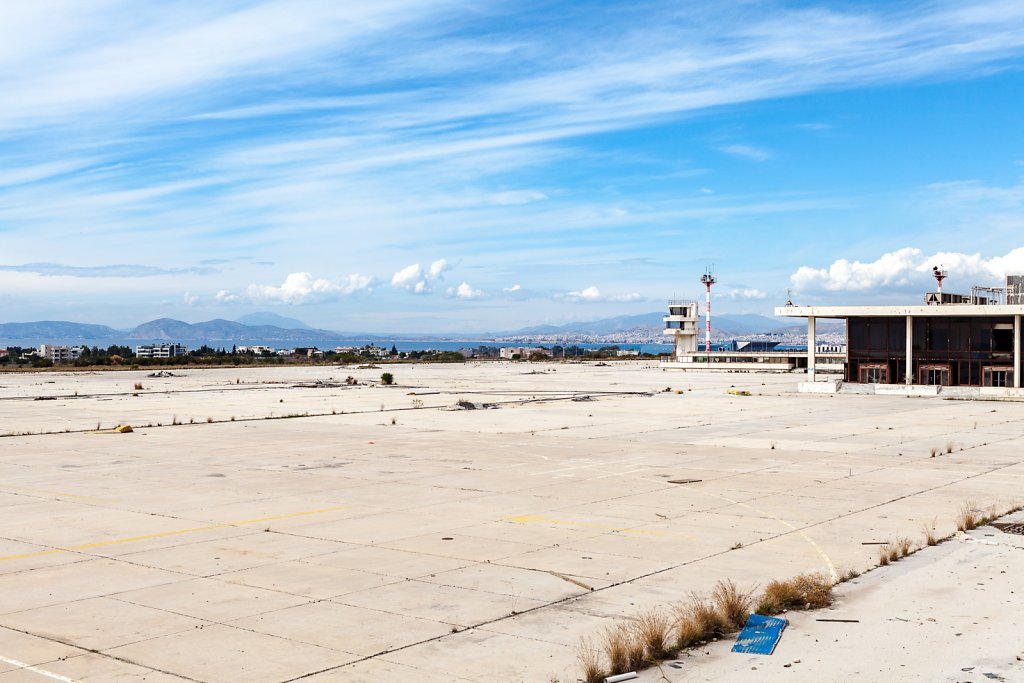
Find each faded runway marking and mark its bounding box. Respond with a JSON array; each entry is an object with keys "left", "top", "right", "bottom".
[
  {"left": 0, "top": 505, "right": 348, "bottom": 562},
  {"left": 0, "top": 654, "right": 80, "bottom": 682}
]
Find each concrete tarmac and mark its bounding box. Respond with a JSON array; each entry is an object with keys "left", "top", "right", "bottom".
[{"left": 0, "top": 362, "right": 1022, "bottom": 681}]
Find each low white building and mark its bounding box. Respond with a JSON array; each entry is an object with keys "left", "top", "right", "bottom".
[
  {"left": 499, "top": 346, "right": 549, "bottom": 359},
  {"left": 135, "top": 343, "right": 188, "bottom": 358},
  {"left": 236, "top": 345, "right": 275, "bottom": 355},
  {"left": 38, "top": 344, "right": 82, "bottom": 363}
]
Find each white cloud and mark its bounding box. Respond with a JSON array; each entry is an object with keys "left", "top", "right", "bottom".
[
  {"left": 503, "top": 284, "right": 521, "bottom": 292},
  {"left": 426, "top": 258, "right": 449, "bottom": 280},
  {"left": 183, "top": 292, "right": 199, "bottom": 306},
  {"left": 392, "top": 258, "right": 450, "bottom": 294},
  {"left": 726, "top": 288, "right": 767, "bottom": 300},
  {"left": 567, "top": 286, "right": 603, "bottom": 301},
  {"left": 791, "top": 247, "right": 1024, "bottom": 293},
  {"left": 214, "top": 289, "right": 238, "bottom": 303},
  {"left": 609, "top": 292, "right": 644, "bottom": 302},
  {"left": 447, "top": 281, "right": 484, "bottom": 300},
  {"left": 247, "top": 272, "right": 373, "bottom": 304},
  {"left": 391, "top": 263, "right": 423, "bottom": 289}
]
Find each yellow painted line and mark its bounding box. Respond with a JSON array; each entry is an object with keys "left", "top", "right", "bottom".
[
  {"left": 504, "top": 514, "right": 664, "bottom": 537},
  {"left": 0, "top": 505, "right": 347, "bottom": 562},
  {"left": 0, "top": 485, "right": 111, "bottom": 502}
]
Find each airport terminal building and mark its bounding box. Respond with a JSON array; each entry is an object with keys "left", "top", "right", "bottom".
[{"left": 776, "top": 276, "right": 1024, "bottom": 395}]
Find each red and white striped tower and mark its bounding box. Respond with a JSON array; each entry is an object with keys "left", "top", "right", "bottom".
[{"left": 700, "top": 269, "right": 716, "bottom": 354}]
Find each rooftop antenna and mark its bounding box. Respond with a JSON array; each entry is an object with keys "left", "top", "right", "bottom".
[
  {"left": 785, "top": 287, "right": 793, "bottom": 306},
  {"left": 932, "top": 265, "right": 947, "bottom": 300},
  {"left": 700, "top": 268, "right": 716, "bottom": 354}
]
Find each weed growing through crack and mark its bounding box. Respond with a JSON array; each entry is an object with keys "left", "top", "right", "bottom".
[
  {"left": 946, "top": 441, "right": 955, "bottom": 454},
  {"left": 930, "top": 446, "right": 939, "bottom": 457},
  {"left": 712, "top": 580, "right": 753, "bottom": 631},
  {"left": 956, "top": 502, "right": 980, "bottom": 531},
  {"left": 923, "top": 517, "right": 938, "bottom": 546},
  {"left": 576, "top": 638, "right": 604, "bottom": 683},
  {"left": 634, "top": 608, "right": 673, "bottom": 661},
  {"left": 756, "top": 573, "right": 832, "bottom": 615}
]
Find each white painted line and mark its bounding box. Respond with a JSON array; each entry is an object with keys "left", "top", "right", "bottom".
[{"left": 0, "top": 655, "right": 80, "bottom": 683}]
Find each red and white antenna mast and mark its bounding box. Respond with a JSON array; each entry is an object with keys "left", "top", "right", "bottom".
[
  {"left": 700, "top": 269, "right": 716, "bottom": 354},
  {"left": 932, "top": 265, "right": 947, "bottom": 297}
]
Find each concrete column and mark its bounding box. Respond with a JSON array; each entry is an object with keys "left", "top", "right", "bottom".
[
  {"left": 1015, "top": 314, "right": 1021, "bottom": 389},
  {"left": 906, "top": 315, "right": 913, "bottom": 385},
  {"left": 807, "top": 316, "right": 816, "bottom": 381}
]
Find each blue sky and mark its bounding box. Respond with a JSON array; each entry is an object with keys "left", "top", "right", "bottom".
[{"left": 2, "top": 0, "right": 1024, "bottom": 333}]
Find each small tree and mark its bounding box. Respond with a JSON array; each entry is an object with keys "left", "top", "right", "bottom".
[{"left": 381, "top": 372, "right": 394, "bottom": 385}]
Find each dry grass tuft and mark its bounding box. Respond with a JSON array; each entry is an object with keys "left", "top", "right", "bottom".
[
  {"left": 602, "top": 622, "right": 643, "bottom": 675},
  {"left": 878, "top": 543, "right": 893, "bottom": 565},
  {"left": 956, "top": 501, "right": 980, "bottom": 532},
  {"left": 576, "top": 638, "right": 605, "bottom": 683},
  {"left": 674, "top": 597, "right": 728, "bottom": 648},
  {"left": 840, "top": 567, "right": 861, "bottom": 582},
  {"left": 756, "top": 573, "right": 833, "bottom": 615},
  {"left": 923, "top": 518, "right": 938, "bottom": 546},
  {"left": 929, "top": 446, "right": 939, "bottom": 458},
  {"left": 634, "top": 608, "right": 673, "bottom": 661},
  {"left": 945, "top": 441, "right": 955, "bottom": 454},
  {"left": 711, "top": 580, "right": 752, "bottom": 632},
  {"left": 134, "top": 382, "right": 144, "bottom": 390},
  {"left": 896, "top": 537, "right": 913, "bottom": 558}
]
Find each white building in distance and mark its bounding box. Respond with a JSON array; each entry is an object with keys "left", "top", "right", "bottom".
[
  {"left": 38, "top": 344, "right": 83, "bottom": 363},
  {"left": 135, "top": 343, "right": 188, "bottom": 358}
]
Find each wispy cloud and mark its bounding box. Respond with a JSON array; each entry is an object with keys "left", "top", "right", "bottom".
[
  {"left": 718, "top": 144, "right": 772, "bottom": 162},
  {"left": 0, "top": 262, "right": 218, "bottom": 277}
]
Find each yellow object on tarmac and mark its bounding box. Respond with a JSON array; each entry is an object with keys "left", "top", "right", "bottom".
[
  {"left": 727, "top": 390, "right": 751, "bottom": 396},
  {"left": 87, "top": 424, "right": 134, "bottom": 434}
]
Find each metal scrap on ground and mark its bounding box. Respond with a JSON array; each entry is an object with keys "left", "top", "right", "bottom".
[{"left": 732, "top": 614, "right": 788, "bottom": 655}]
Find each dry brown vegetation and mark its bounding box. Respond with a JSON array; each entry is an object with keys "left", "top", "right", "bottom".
[
  {"left": 756, "top": 573, "right": 832, "bottom": 615},
  {"left": 578, "top": 500, "right": 1024, "bottom": 681},
  {"left": 956, "top": 501, "right": 980, "bottom": 532}
]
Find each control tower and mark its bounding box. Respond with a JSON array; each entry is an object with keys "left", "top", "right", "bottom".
[{"left": 663, "top": 300, "right": 700, "bottom": 361}]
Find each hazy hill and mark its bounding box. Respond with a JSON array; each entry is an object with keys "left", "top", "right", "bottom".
[
  {"left": 0, "top": 321, "right": 121, "bottom": 340},
  {"left": 127, "top": 318, "right": 343, "bottom": 341},
  {"left": 507, "top": 312, "right": 788, "bottom": 337},
  {"left": 235, "top": 312, "right": 311, "bottom": 329}
]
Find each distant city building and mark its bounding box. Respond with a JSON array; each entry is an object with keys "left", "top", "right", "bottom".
[
  {"left": 499, "top": 346, "right": 549, "bottom": 359},
  {"left": 38, "top": 344, "right": 83, "bottom": 363},
  {"left": 236, "top": 345, "right": 275, "bottom": 355},
  {"left": 0, "top": 349, "right": 8, "bottom": 359},
  {"left": 291, "top": 347, "right": 322, "bottom": 357},
  {"left": 135, "top": 343, "right": 188, "bottom": 358}
]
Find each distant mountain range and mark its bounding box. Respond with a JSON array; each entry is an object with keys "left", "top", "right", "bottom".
[
  {"left": 0, "top": 310, "right": 843, "bottom": 344},
  {"left": 0, "top": 313, "right": 344, "bottom": 343},
  {"left": 504, "top": 312, "right": 810, "bottom": 338}
]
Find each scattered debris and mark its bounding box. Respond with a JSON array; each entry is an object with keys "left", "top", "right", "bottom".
[
  {"left": 604, "top": 673, "right": 638, "bottom": 682},
  {"left": 732, "top": 614, "right": 787, "bottom": 655},
  {"left": 728, "top": 389, "right": 751, "bottom": 396},
  {"left": 572, "top": 395, "right": 594, "bottom": 402},
  {"left": 444, "top": 400, "right": 497, "bottom": 410},
  {"left": 815, "top": 618, "right": 859, "bottom": 623},
  {"left": 88, "top": 424, "right": 133, "bottom": 434},
  {"left": 667, "top": 478, "right": 702, "bottom": 485},
  {"left": 147, "top": 371, "right": 181, "bottom": 378}
]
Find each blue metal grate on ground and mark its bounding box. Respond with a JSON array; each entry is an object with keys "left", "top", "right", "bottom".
[{"left": 731, "top": 614, "right": 788, "bottom": 655}]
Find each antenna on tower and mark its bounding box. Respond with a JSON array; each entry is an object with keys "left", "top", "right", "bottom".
[
  {"left": 700, "top": 268, "right": 716, "bottom": 355},
  {"left": 932, "top": 265, "right": 947, "bottom": 300}
]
